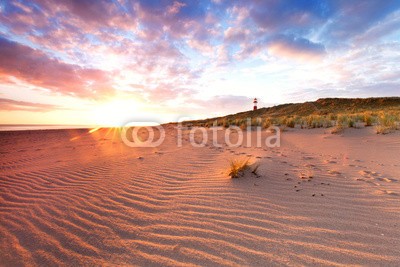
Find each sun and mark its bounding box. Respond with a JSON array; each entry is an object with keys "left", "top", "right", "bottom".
[{"left": 92, "top": 97, "right": 140, "bottom": 127}]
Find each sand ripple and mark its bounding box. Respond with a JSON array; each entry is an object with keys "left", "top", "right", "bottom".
[{"left": 1, "top": 128, "right": 400, "bottom": 266}]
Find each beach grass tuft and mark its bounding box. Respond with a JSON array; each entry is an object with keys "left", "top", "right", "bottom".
[{"left": 229, "top": 158, "right": 250, "bottom": 178}]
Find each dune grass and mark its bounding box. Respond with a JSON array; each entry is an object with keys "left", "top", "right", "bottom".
[
  {"left": 228, "top": 159, "right": 262, "bottom": 178},
  {"left": 376, "top": 114, "right": 399, "bottom": 134},
  {"left": 331, "top": 124, "right": 344, "bottom": 134},
  {"left": 229, "top": 158, "right": 250, "bottom": 178},
  {"left": 190, "top": 111, "right": 400, "bottom": 135}
]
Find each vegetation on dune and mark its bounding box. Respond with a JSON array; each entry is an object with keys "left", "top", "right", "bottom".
[
  {"left": 228, "top": 158, "right": 250, "bottom": 178},
  {"left": 185, "top": 97, "right": 400, "bottom": 134},
  {"left": 375, "top": 113, "right": 400, "bottom": 134},
  {"left": 228, "top": 158, "right": 262, "bottom": 178},
  {"left": 331, "top": 123, "right": 344, "bottom": 135}
]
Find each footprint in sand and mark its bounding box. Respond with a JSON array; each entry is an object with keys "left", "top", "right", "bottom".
[
  {"left": 358, "top": 170, "right": 380, "bottom": 178},
  {"left": 328, "top": 170, "right": 341, "bottom": 176},
  {"left": 366, "top": 180, "right": 381, "bottom": 186},
  {"left": 304, "top": 163, "right": 316, "bottom": 167},
  {"left": 376, "top": 177, "right": 397, "bottom": 183},
  {"left": 356, "top": 170, "right": 385, "bottom": 186},
  {"left": 356, "top": 177, "right": 381, "bottom": 186},
  {"left": 376, "top": 190, "right": 399, "bottom": 197},
  {"left": 303, "top": 163, "right": 320, "bottom": 170}
]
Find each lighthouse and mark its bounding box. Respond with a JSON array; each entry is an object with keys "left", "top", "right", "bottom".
[{"left": 253, "top": 98, "right": 258, "bottom": 110}]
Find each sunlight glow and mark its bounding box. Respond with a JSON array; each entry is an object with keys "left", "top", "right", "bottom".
[
  {"left": 92, "top": 98, "right": 140, "bottom": 126},
  {"left": 88, "top": 127, "right": 101, "bottom": 133}
]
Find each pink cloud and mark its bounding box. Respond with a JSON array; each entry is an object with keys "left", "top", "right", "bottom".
[
  {"left": 0, "top": 98, "right": 61, "bottom": 112},
  {"left": 224, "top": 27, "right": 250, "bottom": 43},
  {"left": 268, "top": 35, "right": 326, "bottom": 61},
  {"left": 0, "top": 36, "right": 115, "bottom": 99}
]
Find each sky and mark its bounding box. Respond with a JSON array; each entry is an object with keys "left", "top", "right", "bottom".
[{"left": 0, "top": 0, "right": 400, "bottom": 126}]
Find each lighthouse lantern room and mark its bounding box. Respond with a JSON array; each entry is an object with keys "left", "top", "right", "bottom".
[{"left": 253, "top": 98, "right": 258, "bottom": 110}]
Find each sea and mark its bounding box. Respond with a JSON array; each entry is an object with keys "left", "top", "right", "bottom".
[{"left": 0, "top": 124, "right": 97, "bottom": 132}]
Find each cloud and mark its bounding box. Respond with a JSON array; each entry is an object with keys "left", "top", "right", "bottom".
[
  {"left": 224, "top": 27, "right": 249, "bottom": 43},
  {"left": 23, "top": 0, "right": 136, "bottom": 30},
  {"left": 248, "top": 0, "right": 335, "bottom": 32},
  {"left": 268, "top": 35, "right": 326, "bottom": 61},
  {"left": 0, "top": 36, "right": 115, "bottom": 99},
  {"left": 1, "top": 0, "right": 400, "bottom": 123},
  {"left": 287, "top": 83, "right": 400, "bottom": 103},
  {"left": 354, "top": 10, "right": 400, "bottom": 44},
  {"left": 0, "top": 98, "right": 61, "bottom": 112},
  {"left": 144, "top": 84, "right": 195, "bottom": 102},
  {"left": 323, "top": 0, "right": 400, "bottom": 43}
]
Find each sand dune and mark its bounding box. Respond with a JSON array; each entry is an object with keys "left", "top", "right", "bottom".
[{"left": 1, "top": 127, "right": 399, "bottom": 266}]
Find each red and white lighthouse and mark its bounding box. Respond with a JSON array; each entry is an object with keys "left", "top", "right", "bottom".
[{"left": 253, "top": 98, "right": 258, "bottom": 110}]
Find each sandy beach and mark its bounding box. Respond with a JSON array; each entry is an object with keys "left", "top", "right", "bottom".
[
  {"left": 0, "top": 126, "right": 399, "bottom": 266},
  {"left": 2, "top": 0, "right": 400, "bottom": 265}
]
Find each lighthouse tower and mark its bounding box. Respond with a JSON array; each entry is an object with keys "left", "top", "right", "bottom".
[{"left": 253, "top": 98, "right": 258, "bottom": 110}]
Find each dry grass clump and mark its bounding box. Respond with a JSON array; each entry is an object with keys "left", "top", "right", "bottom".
[
  {"left": 331, "top": 122, "right": 344, "bottom": 134},
  {"left": 283, "top": 117, "right": 296, "bottom": 128},
  {"left": 363, "top": 113, "right": 373, "bottom": 126},
  {"left": 262, "top": 118, "right": 272, "bottom": 129},
  {"left": 239, "top": 122, "right": 247, "bottom": 130},
  {"left": 228, "top": 158, "right": 262, "bottom": 178},
  {"left": 331, "top": 125, "right": 344, "bottom": 134},
  {"left": 376, "top": 125, "right": 390, "bottom": 134},
  {"left": 228, "top": 158, "right": 250, "bottom": 178},
  {"left": 376, "top": 114, "right": 399, "bottom": 134},
  {"left": 286, "top": 119, "right": 296, "bottom": 128}
]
